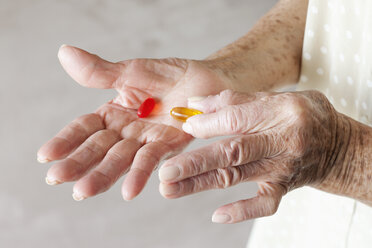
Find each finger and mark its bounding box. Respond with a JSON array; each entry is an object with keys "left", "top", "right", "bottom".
[
  {"left": 46, "top": 130, "right": 120, "bottom": 184},
  {"left": 159, "top": 160, "right": 268, "bottom": 199},
  {"left": 37, "top": 113, "right": 104, "bottom": 163},
  {"left": 211, "top": 183, "right": 284, "bottom": 224},
  {"left": 58, "top": 45, "right": 124, "bottom": 89},
  {"left": 72, "top": 139, "right": 142, "bottom": 200},
  {"left": 159, "top": 134, "right": 277, "bottom": 183},
  {"left": 182, "top": 105, "right": 249, "bottom": 139},
  {"left": 183, "top": 92, "right": 277, "bottom": 139},
  {"left": 187, "top": 89, "right": 260, "bottom": 113},
  {"left": 122, "top": 141, "right": 171, "bottom": 201}
]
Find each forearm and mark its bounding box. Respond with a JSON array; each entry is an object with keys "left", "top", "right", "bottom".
[
  {"left": 204, "top": 0, "right": 309, "bottom": 92},
  {"left": 316, "top": 114, "right": 372, "bottom": 206}
]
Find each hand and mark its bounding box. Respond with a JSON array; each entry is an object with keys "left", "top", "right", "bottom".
[
  {"left": 37, "top": 45, "right": 231, "bottom": 201},
  {"left": 159, "top": 89, "right": 344, "bottom": 223}
]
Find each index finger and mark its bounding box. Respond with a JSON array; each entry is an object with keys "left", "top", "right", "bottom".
[{"left": 159, "top": 134, "right": 277, "bottom": 183}]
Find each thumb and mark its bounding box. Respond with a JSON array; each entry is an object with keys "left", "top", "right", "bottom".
[
  {"left": 58, "top": 45, "right": 124, "bottom": 89},
  {"left": 183, "top": 90, "right": 274, "bottom": 138},
  {"left": 182, "top": 89, "right": 253, "bottom": 139},
  {"left": 182, "top": 105, "right": 247, "bottom": 139},
  {"left": 211, "top": 183, "right": 284, "bottom": 224}
]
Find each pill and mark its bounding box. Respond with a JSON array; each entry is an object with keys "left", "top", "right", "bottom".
[
  {"left": 137, "top": 97, "right": 156, "bottom": 118},
  {"left": 170, "top": 107, "right": 203, "bottom": 122}
]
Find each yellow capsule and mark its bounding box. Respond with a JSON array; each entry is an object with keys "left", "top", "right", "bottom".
[{"left": 170, "top": 107, "right": 203, "bottom": 122}]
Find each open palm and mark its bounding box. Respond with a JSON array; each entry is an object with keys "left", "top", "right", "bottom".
[{"left": 37, "top": 45, "right": 230, "bottom": 200}]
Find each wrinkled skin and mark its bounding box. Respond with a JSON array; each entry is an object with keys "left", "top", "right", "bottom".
[
  {"left": 37, "top": 45, "right": 231, "bottom": 200},
  {"left": 159, "top": 89, "right": 344, "bottom": 223}
]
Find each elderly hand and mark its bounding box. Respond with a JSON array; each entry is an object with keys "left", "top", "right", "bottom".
[
  {"left": 37, "top": 45, "right": 231, "bottom": 201},
  {"left": 159, "top": 89, "right": 349, "bottom": 223}
]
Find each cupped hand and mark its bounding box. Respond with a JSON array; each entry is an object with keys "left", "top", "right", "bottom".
[
  {"left": 159, "top": 89, "right": 341, "bottom": 223},
  {"left": 37, "top": 45, "right": 231, "bottom": 201}
]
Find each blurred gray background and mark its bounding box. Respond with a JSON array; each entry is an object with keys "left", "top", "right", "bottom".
[{"left": 0, "top": 0, "right": 276, "bottom": 247}]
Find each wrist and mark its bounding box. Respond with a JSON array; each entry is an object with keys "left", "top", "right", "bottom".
[{"left": 315, "top": 113, "right": 372, "bottom": 205}]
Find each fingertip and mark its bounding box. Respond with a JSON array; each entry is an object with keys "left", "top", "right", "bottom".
[
  {"left": 72, "top": 178, "right": 97, "bottom": 200},
  {"left": 211, "top": 212, "right": 232, "bottom": 224},
  {"left": 57, "top": 44, "right": 73, "bottom": 62},
  {"left": 45, "top": 176, "right": 62, "bottom": 186},
  {"left": 182, "top": 115, "right": 210, "bottom": 139},
  {"left": 158, "top": 165, "right": 181, "bottom": 182},
  {"left": 72, "top": 186, "right": 87, "bottom": 201},
  {"left": 159, "top": 182, "right": 180, "bottom": 199},
  {"left": 72, "top": 191, "right": 86, "bottom": 201},
  {"left": 182, "top": 122, "right": 193, "bottom": 135},
  {"left": 121, "top": 187, "right": 134, "bottom": 201},
  {"left": 37, "top": 153, "right": 50, "bottom": 164},
  {"left": 121, "top": 172, "right": 148, "bottom": 201},
  {"left": 58, "top": 44, "right": 69, "bottom": 53},
  {"left": 158, "top": 182, "right": 167, "bottom": 198},
  {"left": 121, "top": 178, "right": 140, "bottom": 201}
]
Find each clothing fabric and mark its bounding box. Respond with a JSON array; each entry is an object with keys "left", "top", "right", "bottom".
[{"left": 247, "top": 0, "right": 372, "bottom": 247}]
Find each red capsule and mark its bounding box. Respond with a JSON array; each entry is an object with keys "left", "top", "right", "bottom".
[{"left": 137, "top": 97, "right": 156, "bottom": 118}]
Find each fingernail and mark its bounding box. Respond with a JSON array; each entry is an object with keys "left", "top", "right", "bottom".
[
  {"left": 72, "top": 192, "right": 86, "bottom": 201},
  {"left": 159, "top": 183, "right": 180, "bottom": 196},
  {"left": 60, "top": 44, "right": 68, "bottom": 49},
  {"left": 37, "top": 155, "right": 50, "bottom": 163},
  {"left": 187, "top": 96, "right": 206, "bottom": 102},
  {"left": 58, "top": 44, "right": 70, "bottom": 60},
  {"left": 159, "top": 166, "right": 180, "bottom": 181},
  {"left": 45, "top": 177, "right": 61, "bottom": 186},
  {"left": 212, "top": 214, "right": 231, "bottom": 224},
  {"left": 182, "top": 123, "right": 193, "bottom": 134}
]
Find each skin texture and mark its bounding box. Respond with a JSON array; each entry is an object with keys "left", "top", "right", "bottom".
[
  {"left": 38, "top": 0, "right": 372, "bottom": 224},
  {"left": 38, "top": 0, "right": 309, "bottom": 201},
  {"left": 159, "top": 90, "right": 372, "bottom": 223},
  {"left": 207, "top": 0, "right": 309, "bottom": 92},
  {"left": 38, "top": 46, "right": 230, "bottom": 200}
]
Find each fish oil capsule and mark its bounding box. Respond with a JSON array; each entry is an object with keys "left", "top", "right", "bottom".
[
  {"left": 137, "top": 97, "right": 156, "bottom": 118},
  {"left": 170, "top": 107, "right": 203, "bottom": 122}
]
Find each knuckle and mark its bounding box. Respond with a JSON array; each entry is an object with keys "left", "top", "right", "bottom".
[
  {"left": 75, "top": 114, "right": 104, "bottom": 132},
  {"left": 189, "top": 175, "right": 203, "bottom": 193},
  {"left": 215, "top": 167, "right": 243, "bottom": 188},
  {"left": 264, "top": 198, "right": 279, "bottom": 216},
  {"left": 187, "top": 152, "right": 208, "bottom": 176},
  {"left": 282, "top": 93, "right": 308, "bottom": 123},
  {"left": 220, "top": 138, "right": 246, "bottom": 165},
  {"left": 278, "top": 93, "right": 311, "bottom": 157},
  {"left": 131, "top": 167, "right": 151, "bottom": 178},
  {"left": 125, "top": 59, "right": 148, "bottom": 75},
  {"left": 84, "top": 138, "right": 105, "bottom": 156},
  {"left": 219, "top": 89, "right": 250, "bottom": 106},
  {"left": 259, "top": 94, "right": 271, "bottom": 102},
  {"left": 82, "top": 130, "right": 116, "bottom": 155},
  {"left": 77, "top": 113, "right": 101, "bottom": 125},
  {"left": 90, "top": 170, "right": 113, "bottom": 191},
  {"left": 128, "top": 58, "right": 143, "bottom": 68},
  {"left": 107, "top": 149, "right": 123, "bottom": 163},
  {"left": 222, "top": 106, "right": 244, "bottom": 134},
  {"left": 247, "top": 197, "right": 278, "bottom": 219},
  {"left": 219, "top": 89, "right": 236, "bottom": 104},
  {"left": 215, "top": 168, "right": 233, "bottom": 188}
]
